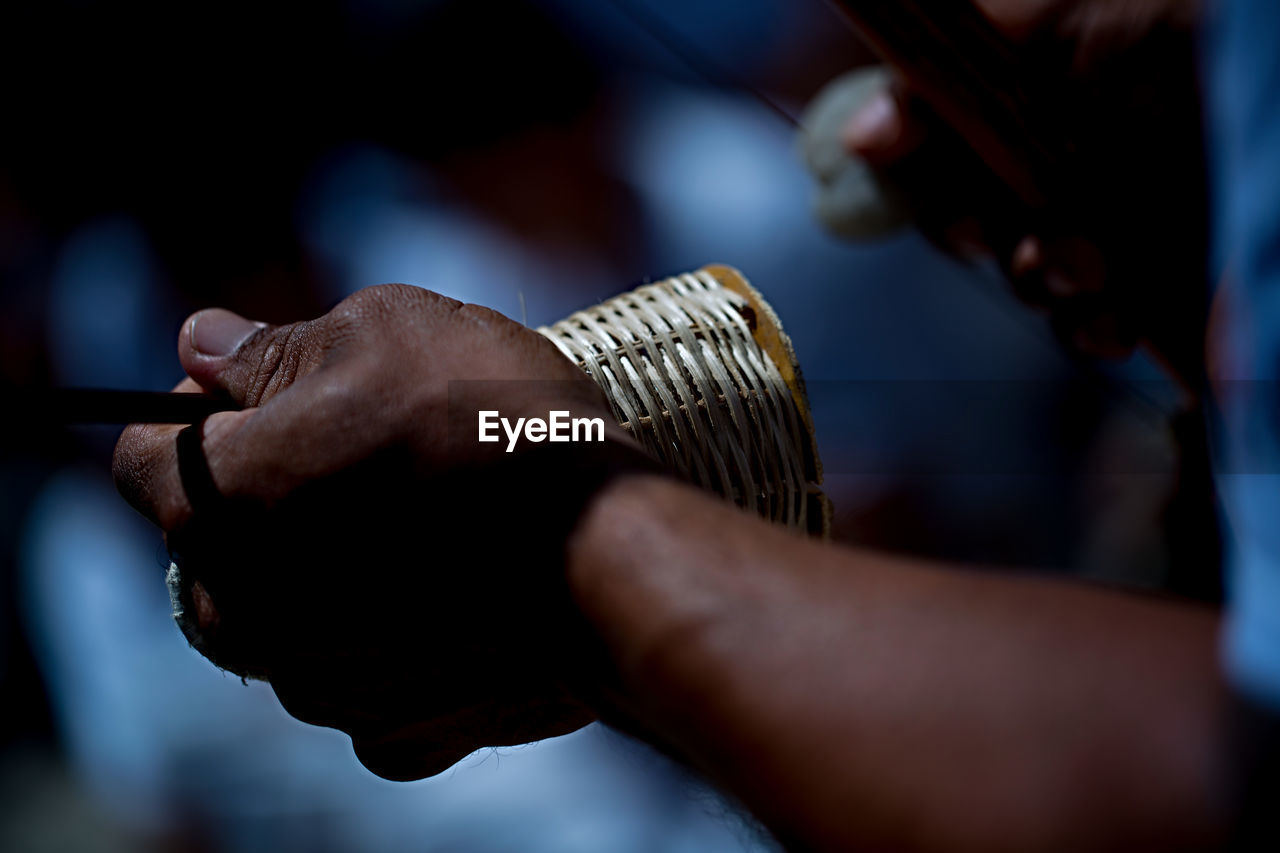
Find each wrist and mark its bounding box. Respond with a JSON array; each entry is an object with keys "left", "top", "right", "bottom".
[
  {"left": 561, "top": 474, "right": 760, "bottom": 732},
  {"left": 491, "top": 438, "right": 671, "bottom": 692},
  {"left": 560, "top": 473, "right": 686, "bottom": 732}
]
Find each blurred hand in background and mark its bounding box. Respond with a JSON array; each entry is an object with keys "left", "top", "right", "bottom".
[{"left": 839, "top": 0, "right": 1206, "bottom": 377}]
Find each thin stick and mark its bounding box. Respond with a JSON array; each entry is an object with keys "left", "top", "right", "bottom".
[
  {"left": 47, "top": 389, "right": 239, "bottom": 424},
  {"left": 602, "top": 0, "right": 804, "bottom": 129}
]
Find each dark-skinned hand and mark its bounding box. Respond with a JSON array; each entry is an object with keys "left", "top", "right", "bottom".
[{"left": 113, "top": 284, "right": 644, "bottom": 780}]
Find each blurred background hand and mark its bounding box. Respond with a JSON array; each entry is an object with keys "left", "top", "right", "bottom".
[{"left": 837, "top": 0, "right": 1206, "bottom": 378}]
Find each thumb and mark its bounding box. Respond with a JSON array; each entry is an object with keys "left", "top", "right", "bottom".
[{"left": 179, "top": 308, "right": 323, "bottom": 407}]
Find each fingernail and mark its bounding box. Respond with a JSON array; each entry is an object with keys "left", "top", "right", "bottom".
[
  {"left": 1009, "top": 237, "right": 1050, "bottom": 307},
  {"left": 1010, "top": 237, "right": 1043, "bottom": 278},
  {"left": 842, "top": 90, "right": 897, "bottom": 153},
  {"left": 190, "top": 309, "right": 259, "bottom": 357}
]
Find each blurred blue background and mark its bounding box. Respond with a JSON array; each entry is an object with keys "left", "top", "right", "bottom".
[{"left": 0, "top": 1, "right": 1206, "bottom": 850}]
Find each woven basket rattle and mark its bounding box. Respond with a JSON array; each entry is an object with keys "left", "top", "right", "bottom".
[{"left": 538, "top": 264, "right": 830, "bottom": 538}]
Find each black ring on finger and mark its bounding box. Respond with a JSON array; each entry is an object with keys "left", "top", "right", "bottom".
[{"left": 176, "top": 420, "right": 224, "bottom": 514}]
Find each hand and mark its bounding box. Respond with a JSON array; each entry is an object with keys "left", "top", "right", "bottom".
[
  {"left": 841, "top": 0, "right": 1205, "bottom": 378},
  {"left": 113, "top": 284, "right": 644, "bottom": 780}
]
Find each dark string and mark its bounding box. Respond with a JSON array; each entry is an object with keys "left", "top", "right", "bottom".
[{"left": 600, "top": 0, "right": 802, "bottom": 129}]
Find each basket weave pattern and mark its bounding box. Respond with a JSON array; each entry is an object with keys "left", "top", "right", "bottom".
[{"left": 538, "top": 269, "right": 823, "bottom": 533}]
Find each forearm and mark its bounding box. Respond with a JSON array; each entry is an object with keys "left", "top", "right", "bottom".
[{"left": 567, "top": 475, "right": 1231, "bottom": 851}]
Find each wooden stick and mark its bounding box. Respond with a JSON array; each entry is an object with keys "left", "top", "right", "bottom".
[{"left": 47, "top": 389, "right": 239, "bottom": 424}]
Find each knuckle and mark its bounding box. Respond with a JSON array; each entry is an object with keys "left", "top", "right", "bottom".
[
  {"left": 240, "top": 322, "right": 312, "bottom": 406},
  {"left": 333, "top": 284, "right": 463, "bottom": 330},
  {"left": 454, "top": 301, "right": 504, "bottom": 330},
  {"left": 309, "top": 369, "right": 368, "bottom": 416}
]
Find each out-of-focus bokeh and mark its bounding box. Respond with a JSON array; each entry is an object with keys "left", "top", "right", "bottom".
[{"left": 0, "top": 1, "right": 1215, "bottom": 850}]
